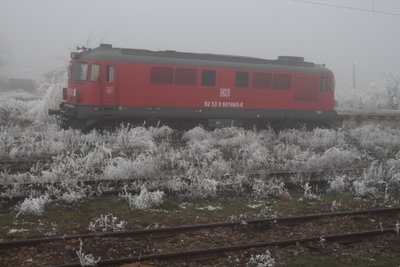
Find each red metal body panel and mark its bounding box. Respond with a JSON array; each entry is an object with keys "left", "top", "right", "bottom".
[{"left": 67, "top": 60, "right": 335, "bottom": 111}]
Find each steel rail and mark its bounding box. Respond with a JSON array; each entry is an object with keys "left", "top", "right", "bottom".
[
  {"left": 0, "top": 167, "right": 365, "bottom": 206},
  {"left": 49, "top": 228, "right": 397, "bottom": 267},
  {"left": 1, "top": 206, "right": 398, "bottom": 248},
  {"left": 0, "top": 167, "right": 365, "bottom": 190}
]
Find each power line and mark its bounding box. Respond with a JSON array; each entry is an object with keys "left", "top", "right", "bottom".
[{"left": 289, "top": 0, "right": 400, "bottom": 17}]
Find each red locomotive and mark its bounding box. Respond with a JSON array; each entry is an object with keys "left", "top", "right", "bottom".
[{"left": 49, "top": 43, "right": 337, "bottom": 130}]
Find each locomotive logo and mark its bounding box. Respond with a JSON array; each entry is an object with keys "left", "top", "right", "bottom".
[{"left": 220, "top": 88, "right": 231, "bottom": 98}]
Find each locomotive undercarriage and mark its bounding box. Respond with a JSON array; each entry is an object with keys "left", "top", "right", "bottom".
[{"left": 49, "top": 102, "right": 340, "bottom": 132}]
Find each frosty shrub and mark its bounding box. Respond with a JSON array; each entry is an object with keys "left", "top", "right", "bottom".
[
  {"left": 349, "top": 126, "right": 400, "bottom": 157},
  {"left": 41, "top": 153, "right": 89, "bottom": 182},
  {"left": 88, "top": 214, "right": 127, "bottom": 232},
  {"left": 328, "top": 175, "right": 351, "bottom": 193},
  {"left": 0, "top": 66, "right": 65, "bottom": 124},
  {"left": 182, "top": 126, "right": 211, "bottom": 142},
  {"left": 76, "top": 239, "right": 100, "bottom": 267},
  {"left": 120, "top": 185, "right": 164, "bottom": 210},
  {"left": 183, "top": 158, "right": 231, "bottom": 181},
  {"left": 6, "top": 124, "right": 65, "bottom": 159},
  {"left": 331, "top": 200, "right": 341, "bottom": 212},
  {"left": 248, "top": 250, "right": 276, "bottom": 267},
  {"left": 83, "top": 145, "right": 111, "bottom": 173},
  {"left": 58, "top": 187, "right": 87, "bottom": 204},
  {"left": 272, "top": 144, "right": 310, "bottom": 170},
  {"left": 301, "top": 128, "right": 346, "bottom": 150},
  {"left": 304, "top": 147, "right": 360, "bottom": 170},
  {"left": 257, "top": 206, "right": 278, "bottom": 218},
  {"left": 104, "top": 154, "right": 160, "bottom": 180},
  {"left": 31, "top": 80, "right": 64, "bottom": 123},
  {"left": 221, "top": 174, "right": 249, "bottom": 194},
  {"left": 186, "top": 177, "right": 218, "bottom": 199},
  {"left": 149, "top": 125, "right": 174, "bottom": 141},
  {"left": 300, "top": 183, "right": 320, "bottom": 200},
  {"left": 352, "top": 179, "right": 379, "bottom": 197},
  {"left": 208, "top": 158, "right": 231, "bottom": 178},
  {"left": 252, "top": 178, "right": 286, "bottom": 197},
  {"left": 162, "top": 176, "right": 189, "bottom": 193},
  {"left": 103, "top": 157, "right": 134, "bottom": 180},
  {"left": 114, "top": 125, "right": 157, "bottom": 155},
  {"left": 16, "top": 194, "right": 51, "bottom": 216},
  {"left": 351, "top": 163, "right": 387, "bottom": 198},
  {"left": 336, "top": 72, "right": 400, "bottom": 110}
]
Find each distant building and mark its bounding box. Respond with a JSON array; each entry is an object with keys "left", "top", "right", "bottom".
[
  {"left": 44, "top": 67, "right": 66, "bottom": 84},
  {"left": 8, "top": 78, "right": 36, "bottom": 91}
]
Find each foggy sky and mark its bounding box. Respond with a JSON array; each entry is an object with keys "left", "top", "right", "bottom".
[{"left": 0, "top": 0, "right": 399, "bottom": 89}]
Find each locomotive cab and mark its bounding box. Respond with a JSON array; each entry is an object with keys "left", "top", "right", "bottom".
[
  {"left": 65, "top": 61, "right": 118, "bottom": 106},
  {"left": 48, "top": 49, "right": 120, "bottom": 130}
]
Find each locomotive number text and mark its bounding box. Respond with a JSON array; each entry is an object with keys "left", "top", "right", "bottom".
[{"left": 204, "top": 101, "right": 244, "bottom": 108}]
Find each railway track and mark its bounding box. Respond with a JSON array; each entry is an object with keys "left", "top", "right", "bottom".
[
  {"left": 1, "top": 207, "right": 399, "bottom": 266},
  {"left": 0, "top": 157, "right": 52, "bottom": 174},
  {"left": 51, "top": 229, "right": 397, "bottom": 267},
  {"left": 0, "top": 167, "right": 365, "bottom": 206},
  {"left": 337, "top": 108, "right": 400, "bottom": 128}
]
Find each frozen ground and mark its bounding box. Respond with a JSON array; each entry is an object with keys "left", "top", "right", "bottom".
[{"left": 0, "top": 74, "right": 400, "bottom": 216}]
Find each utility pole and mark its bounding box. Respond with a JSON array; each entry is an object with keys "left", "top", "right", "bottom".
[{"left": 352, "top": 61, "right": 357, "bottom": 89}]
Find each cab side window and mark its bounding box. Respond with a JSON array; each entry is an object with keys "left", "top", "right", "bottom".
[
  {"left": 106, "top": 66, "right": 115, "bottom": 82},
  {"left": 320, "top": 77, "right": 328, "bottom": 92},
  {"left": 90, "top": 64, "right": 100, "bottom": 81},
  {"left": 72, "top": 62, "right": 88, "bottom": 81}
]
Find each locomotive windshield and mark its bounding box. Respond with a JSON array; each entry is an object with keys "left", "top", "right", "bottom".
[{"left": 71, "top": 62, "right": 88, "bottom": 81}]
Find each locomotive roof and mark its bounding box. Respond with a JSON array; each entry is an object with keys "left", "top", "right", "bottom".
[{"left": 73, "top": 44, "right": 332, "bottom": 75}]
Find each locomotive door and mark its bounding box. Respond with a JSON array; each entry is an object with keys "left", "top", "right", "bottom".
[
  {"left": 101, "top": 65, "right": 118, "bottom": 105},
  {"left": 294, "top": 76, "right": 318, "bottom": 101}
]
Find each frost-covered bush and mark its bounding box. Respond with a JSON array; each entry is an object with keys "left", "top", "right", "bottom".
[
  {"left": 252, "top": 178, "right": 286, "bottom": 197},
  {"left": 336, "top": 72, "right": 400, "bottom": 110},
  {"left": 16, "top": 194, "right": 51, "bottom": 216},
  {"left": 5, "top": 95, "right": 400, "bottom": 208},
  {"left": 0, "top": 67, "right": 66, "bottom": 124},
  {"left": 301, "top": 128, "right": 346, "bottom": 150},
  {"left": 182, "top": 126, "right": 211, "bottom": 142},
  {"left": 328, "top": 175, "right": 350, "bottom": 193},
  {"left": 83, "top": 145, "right": 112, "bottom": 172},
  {"left": 120, "top": 185, "right": 164, "bottom": 210},
  {"left": 41, "top": 153, "right": 91, "bottom": 182},
  {"left": 349, "top": 126, "right": 400, "bottom": 157},
  {"left": 113, "top": 125, "right": 157, "bottom": 155},
  {"left": 248, "top": 250, "right": 276, "bottom": 267},
  {"left": 257, "top": 206, "right": 278, "bottom": 218},
  {"left": 104, "top": 154, "right": 160, "bottom": 180},
  {"left": 76, "top": 240, "right": 100, "bottom": 267},
  {"left": 304, "top": 147, "right": 361, "bottom": 170},
  {"left": 88, "top": 214, "right": 127, "bottom": 232},
  {"left": 58, "top": 186, "right": 87, "bottom": 204},
  {"left": 186, "top": 176, "right": 218, "bottom": 199},
  {"left": 328, "top": 164, "right": 387, "bottom": 197},
  {"left": 300, "top": 183, "right": 320, "bottom": 200}
]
